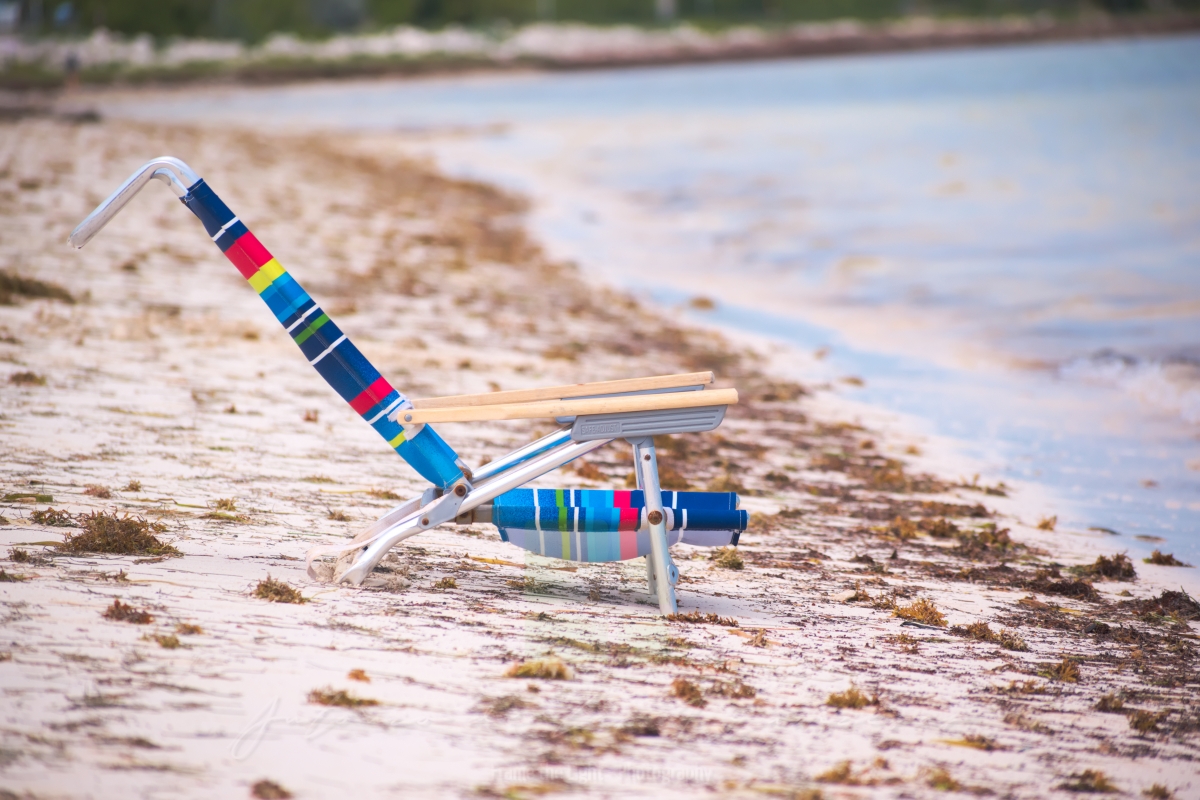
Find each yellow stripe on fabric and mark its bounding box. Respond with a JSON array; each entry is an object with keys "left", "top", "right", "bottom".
[
  {"left": 247, "top": 259, "right": 286, "bottom": 293},
  {"left": 388, "top": 432, "right": 407, "bottom": 448},
  {"left": 561, "top": 529, "right": 571, "bottom": 560}
]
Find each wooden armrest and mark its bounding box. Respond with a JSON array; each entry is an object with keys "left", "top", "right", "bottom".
[
  {"left": 400, "top": 387, "right": 738, "bottom": 424},
  {"left": 412, "top": 371, "right": 714, "bottom": 410}
]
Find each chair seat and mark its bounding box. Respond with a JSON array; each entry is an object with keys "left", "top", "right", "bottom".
[{"left": 492, "top": 489, "right": 747, "bottom": 562}]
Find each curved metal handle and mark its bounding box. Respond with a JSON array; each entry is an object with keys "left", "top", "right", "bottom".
[{"left": 69, "top": 157, "right": 201, "bottom": 249}]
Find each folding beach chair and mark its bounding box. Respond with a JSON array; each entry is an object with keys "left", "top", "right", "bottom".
[{"left": 70, "top": 157, "right": 747, "bottom": 614}]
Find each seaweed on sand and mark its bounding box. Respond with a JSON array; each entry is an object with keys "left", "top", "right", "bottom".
[
  {"left": 253, "top": 576, "right": 307, "bottom": 604},
  {"left": 506, "top": 657, "right": 572, "bottom": 680},
  {"left": 60, "top": 512, "right": 180, "bottom": 557},
  {"left": 102, "top": 599, "right": 153, "bottom": 624},
  {"left": 307, "top": 688, "right": 378, "bottom": 708}
]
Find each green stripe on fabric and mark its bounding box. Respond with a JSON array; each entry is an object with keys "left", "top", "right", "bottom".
[{"left": 293, "top": 313, "right": 330, "bottom": 345}]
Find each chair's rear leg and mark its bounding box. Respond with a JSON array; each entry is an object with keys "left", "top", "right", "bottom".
[{"left": 630, "top": 437, "right": 678, "bottom": 615}]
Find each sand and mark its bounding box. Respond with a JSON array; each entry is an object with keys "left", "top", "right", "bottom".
[{"left": 0, "top": 117, "right": 1197, "bottom": 799}]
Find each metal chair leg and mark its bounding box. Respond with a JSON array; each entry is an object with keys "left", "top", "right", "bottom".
[{"left": 630, "top": 437, "right": 677, "bottom": 615}]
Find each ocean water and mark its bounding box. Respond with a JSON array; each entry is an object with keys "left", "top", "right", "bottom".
[{"left": 102, "top": 34, "right": 1200, "bottom": 562}]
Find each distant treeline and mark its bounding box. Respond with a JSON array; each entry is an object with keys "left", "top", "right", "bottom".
[{"left": 13, "top": 0, "right": 1178, "bottom": 39}]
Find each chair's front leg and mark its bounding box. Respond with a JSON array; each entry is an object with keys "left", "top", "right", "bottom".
[{"left": 631, "top": 437, "right": 678, "bottom": 615}]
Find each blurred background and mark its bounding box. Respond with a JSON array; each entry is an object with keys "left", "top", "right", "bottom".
[{"left": 0, "top": 0, "right": 1189, "bottom": 40}]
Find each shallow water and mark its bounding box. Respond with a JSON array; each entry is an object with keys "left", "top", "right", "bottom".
[{"left": 103, "top": 34, "right": 1200, "bottom": 562}]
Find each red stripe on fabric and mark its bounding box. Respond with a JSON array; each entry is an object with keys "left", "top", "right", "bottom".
[
  {"left": 620, "top": 530, "right": 638, "bottom": 560},
  {"left": 349, "top": 377, "right": 394, "bottom": 415},
  {"left": 613, "top": 491, "right": 633, "bottom": 509},
  {"left": 224, "top": 232, "right": 273, "bottom": 278},
  {"left": 618, "top": 508, "right": 640, "bottom": 531}
]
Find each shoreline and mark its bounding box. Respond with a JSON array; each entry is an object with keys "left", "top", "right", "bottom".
[
  {"left": 1, "top": 117, "right": 1198, "bottom": 797},
  {"left": 0, "top": 14, "right": 1198, "bottom": 93}
]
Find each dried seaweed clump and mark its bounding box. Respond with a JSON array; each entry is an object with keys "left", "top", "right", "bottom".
[
  {"left": 253, "top": 575, "right": 307, "bottom": 604},
  {"left": 102, "top": 599, "right": 153, "bottom": 624},
  {"left": 1128, "top": 710, "right": 1168, "bottom": 734},
  {"left": 1123, "top": 590, "right": 1200, "bottom": 622},
  {"left": 826, "top": 686, "right": 876, "bottom": 709},
  {"left": 8, "top": 371, "right": 46, "bottom": 386},
  {"left": 506, "top": 657, "right": 572, "bottom": 680},
  {"left": 1058, "top": 770, "right": 1117, "bottom": 793},
  {"left": 1040, "top": 656, "right": 1080, "bottom": 683},
  {"left": 709, "top": 547, "right": 744, "bottom": 570},
  {"left": 666, "top": 610, "right": 739, "bottom": 627},
  {"left": 251, "top": 780, "right": 293, "bottom": 800},
  {"left": 892, "top": 598, "right": 946, "bottom": 627},
  {"left": 670, "top": 677, "right": 706, "bottom": 708},
  {"left": 1080, "top": 553, "right": 1137, "bottom": 581},
  {"left": 30, "top": 507, "right": 75, "bottom": 527},
  {"left": 59, "top": 512, "right": 179, "bottom": 557},
  {"left": 955, "top": 621, "right": 1029, "bottom": 651},
  {"left": 0, "top": 270, "right": 73, "bottom": 305},
  {"left": 1143, "top": 550, "right": 1191, "bottom": 567},
  {"left": 307, "top": 688, "right": 378, "bottom": 708}
]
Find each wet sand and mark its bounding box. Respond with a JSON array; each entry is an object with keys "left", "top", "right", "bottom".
[{"left": 0, "top": 118, "right": 1198, "bottom": 798}]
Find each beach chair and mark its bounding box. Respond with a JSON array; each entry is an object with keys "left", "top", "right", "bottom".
[{"left": 69, "top": 157, "right": 746, "bottom": 614}]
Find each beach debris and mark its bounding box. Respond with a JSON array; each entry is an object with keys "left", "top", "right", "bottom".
[
  {"left": 214, "top": 498, "right": 237, "bottom": 511},
  {"left": 1143, "top": 550, "right": 1191, "bottom": 567},
  {"left": 1095, "top": 693, "right": 1125, "bottom": 713},
  {"left": 670, "top": 677, "right": 705, "bottom": 707},
  {"left": 151, "top": 634, "right": 181, "bottom": 649},
  {"left": 710, "top": 546, "right": 744, "bottom": 570},
  {"left": 709, "top": 679, "right": 756, "bottom": 699},
  {"left": 307, "top": 688, "right": 378, "bottom": 708},
  {"left": 1037, "top": 515, "right": 1058, "bottom": 531},
  {"left": 122, "top": 480, "right": 142, "bottom": 492},
  {"left": 1128, "top": 710, "right": 1168, "bottom": 734},
  {"left": 1058, "top": 769, "right": 1117, "bottom": 793},
  {"left": 347, "top": 669, "right": 369, "bottom": 682},
  {"left": 4, "top": 492, "right": 53, "bottom": 503},
  {"left": 620, "top": 715, "right": 661, "bottom": 737},
  {"left": 1025, "top": 569, "right": 1096, "bottom": 600},
  {"left": 102, "top": 599, "right": 153, "bottom": 624},
  {"left": 1040, "top": 656, "right": 1080, "bottom": 683},
  {"left": 506, "top": 657, "right": 571, "bottom": 680},
  {"left": 892, "top": 598, "right": 946, "bottom": 627},
  {"left": 433, "top": 577, "right": 457, "bottom": 590},
  {"left": 8, "top": 371, "right": 46, "bottom": 386},
  {"left": 0, "top": 568, "right": 28, "bottom": 582},
  {"left": 476, "top": 695, "right": 532, "bottom": 718},
  {"left": 84, "top": 484, "right": 112, "bottom": 499},
  {"left": 926, "top": 767, "right": 962, "bottom": 791},
  {"left": 0, "top": 269, "right": 74, "bottom": 305},
  {"left": 253, "top": 576, "right": 307, "bottom": 604},
  {"left": 175, "top": 623, "right": 204, "bottom": 635},
  {"left": 815, "top": 761, "right": 865, "bottom": 785},
  {"left": 688, "top": 296, "right": 715, "bottom": 310},
  {"left": 1121, "top": 590, "right": 1200, "bottom": 622},
  {"left": 1144, "top": 784, "right": 1173, "bottom": 799},
  {"left": 938, "top": 734, "right": 1002, "bottom": 751},
  {"left": 953, "top": 621, "right": 1028, "bottom": 651},
  {"left": 60, "top": 512, "right": 180, "bottom": 557},
  {"left": 666, "top": 610, "right": 739, "bottom": 627},
  {"left": 1079, "top": 553, "right": 1137, "bottom": 581},
  {"left": 31, "top": 508, "right": 75, "bottom": 527},
  {"left": 250, "top": 780, "right": 293, "bottom": 799},
  {"left": 826, "top": 685, "right": 876, "bottom": 709}
]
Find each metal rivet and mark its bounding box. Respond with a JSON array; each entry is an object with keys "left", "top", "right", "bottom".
[
  {"left": 648, "top": 510, "right": 663, "bottom": 525},
  {"left": 454, "top": 484, "right": 467, "bottom": 497},
  {"left": 643, "top": 454, "right": 651, "bottom": 461},
  {"left": 421, "top": 517, "right": 430, "bottom": 526},
  {"left": 404, "top": 413, "right": 413, "bottom": 422}
]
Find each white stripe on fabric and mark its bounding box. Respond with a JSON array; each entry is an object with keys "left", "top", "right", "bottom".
[
  {"left": 534, "top": 492, "right": 544, "bottom": 555},
  {"left": 210, "top": 216, "right": 241, "bottom": 242},
  {"left": 367, "top": 396, "right": 405, "bottom": 425},
  {"left": 682, "top": 508, "right": 688, "bottom": 530},
  {"left": 308, "top": 334, "right": 347, "bottom": 365},
  {"left": 286, "top": 303, "right": 322, "bottom": 333}
]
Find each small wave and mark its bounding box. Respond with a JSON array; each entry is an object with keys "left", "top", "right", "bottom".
[{"left": 1059, "top": 350, "right": 1200, "bottom": 425}]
